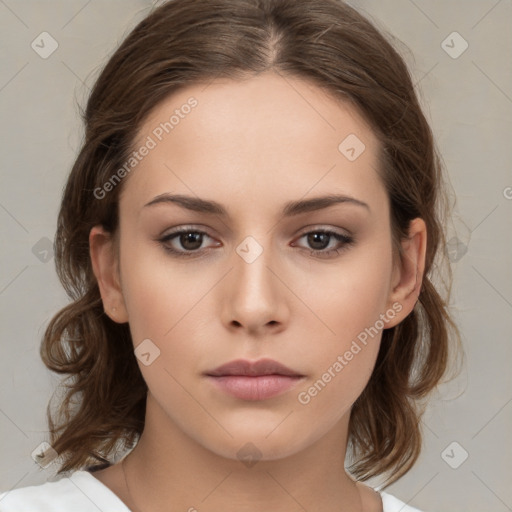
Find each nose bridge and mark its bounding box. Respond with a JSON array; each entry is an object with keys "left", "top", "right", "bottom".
[
  {"left": 222, "top": 233, "right": 286, "bottom": 331},
  {"left": 234, "top": 234, "right": 278, "bottom": 302}
]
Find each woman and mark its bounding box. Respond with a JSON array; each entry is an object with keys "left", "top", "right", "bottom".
[{"left": 0, "top": 0, "right": 461, "bottom": 510}]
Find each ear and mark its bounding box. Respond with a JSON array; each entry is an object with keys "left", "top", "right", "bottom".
[
  {"left": 385, "top": 217, "right": 427, "bottom": 328},
  {"left": 89, "top": 225, "right": 129, "bottom": 323}
]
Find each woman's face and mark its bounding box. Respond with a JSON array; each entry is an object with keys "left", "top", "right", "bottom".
[{"left": 106, "top": 72, "right": 410, "bottom": 461}]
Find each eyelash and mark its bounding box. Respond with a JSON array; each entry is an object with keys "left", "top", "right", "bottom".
[{"left": 157, "top": 226, "right": 354, "bottom": 259}]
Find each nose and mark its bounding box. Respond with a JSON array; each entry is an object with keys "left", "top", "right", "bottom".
[{"left": 220, "top": 239, "right": 289, "bottom": 336}]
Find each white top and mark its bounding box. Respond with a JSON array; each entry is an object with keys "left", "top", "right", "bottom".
[{"left": 0, "top": 470, "right": 423, "bottom": 511}]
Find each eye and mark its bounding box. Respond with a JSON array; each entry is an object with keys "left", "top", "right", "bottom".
[
  {"left": 157, "top": 227, "right": 354, "bottom": 259},
  {"left": 292, "top": 229, "right": 354, "bottom": 259},
  {"left": 158, "top": 227, "right": 219, "bottom": 258}
]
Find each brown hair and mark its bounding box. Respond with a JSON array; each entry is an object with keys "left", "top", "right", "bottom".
[{"left": 41, "top": 0, "right": 462, "bottom": 487}]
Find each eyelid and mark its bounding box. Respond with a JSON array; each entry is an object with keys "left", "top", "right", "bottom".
[
  {"left": 159, "top": 224, "right": 218, "bottom": 240},
  {"left": 294, "top": 224, "right": 352, "bottom": 238},
  {"left": 159, "top": 226, "right": 219, "bottom": 245}
]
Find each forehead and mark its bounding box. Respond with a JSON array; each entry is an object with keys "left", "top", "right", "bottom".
[{"left": 122, "top": 71, "right": 385, "bottom": 216}]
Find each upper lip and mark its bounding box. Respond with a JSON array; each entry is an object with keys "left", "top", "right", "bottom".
[{"left": 205, "top": 358, "right": 304, "bottom": 377}]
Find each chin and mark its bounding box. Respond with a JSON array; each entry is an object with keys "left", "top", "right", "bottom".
[{"left": 195, "top": 422, "right": 319, "bottom": 465}]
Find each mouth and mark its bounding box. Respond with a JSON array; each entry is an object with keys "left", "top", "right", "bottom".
[
  {"left": 205, "top": 358, "right": 304, "bottom": 378},
  {"left": 204, "top": 358, "right": 306, "bottom": 401}
]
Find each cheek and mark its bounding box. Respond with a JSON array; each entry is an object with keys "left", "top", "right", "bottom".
[
  {"left": 119, "top": 238, "right": 201, "bottom": 342},
  {"left": 294, "top": 245, "right": 393, "bottom": 411},
  {"left": 293, "top": 321, "right": 383, "bottom": 436},
  {"left": 118, "top": 245, "right": 209, "bottom": 413},
  {"left": 307, "top": 244, "right": 393, "bottom": 343},
  {"left": 294, "top": 348, "right": 377, "bottom": 445},
  {"left": 118, "top": 239, "right": 216, "bottom": 392}
]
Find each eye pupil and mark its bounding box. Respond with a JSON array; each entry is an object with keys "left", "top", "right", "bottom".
[
  {"left": 181, "top": 232, "right": 202, "bottom": 250},
  {"left": 308, "top": 232, "right": 330, "bottom": 250}
]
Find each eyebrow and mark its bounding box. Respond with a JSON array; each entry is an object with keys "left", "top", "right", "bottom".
[{"left": 143, "top": 193, "right": 370, "bottom": 216}]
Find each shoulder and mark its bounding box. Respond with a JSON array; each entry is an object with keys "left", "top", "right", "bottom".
[
  {"left": 380, "top": 490, "right": 424, "bottom": 512},
  {"left": 0, "top": 471, "right": 130, "bottom": 512}
]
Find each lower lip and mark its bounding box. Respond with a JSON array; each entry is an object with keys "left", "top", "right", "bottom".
[{"left": 206, "top": 375, "right": 304, "bottom": 401}]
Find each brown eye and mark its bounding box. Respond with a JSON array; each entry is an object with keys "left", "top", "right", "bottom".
[
  {"left": 293, "top": 229, "right": 354, "bottom": 259},
  {"left": 159, "top": 228, "right": 219, "bottom": 258},
  {"left": 177, "top": 232, "right": 204, "bottom": 251},
  {"left": 306, "top": 232, "right": 331, "bottom": 250}
]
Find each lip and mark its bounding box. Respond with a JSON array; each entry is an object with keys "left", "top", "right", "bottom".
[
  {"left": 206, "top": 375, "right": 304, "bottom": 401},
  {"left": 205, "top": 358, "right": 304, "bottom": 377},
  {"left": 204, "top": 358, "right": 305, "bottom": 401}
]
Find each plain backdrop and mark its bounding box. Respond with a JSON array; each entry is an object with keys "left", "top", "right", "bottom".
[{"left": 0, "top": 1, "right": 511, "bottom": 511}]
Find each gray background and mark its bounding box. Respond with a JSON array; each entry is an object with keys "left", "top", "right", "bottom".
[{"left": 0, "top": 1, "right": 511, "bottom": 510}]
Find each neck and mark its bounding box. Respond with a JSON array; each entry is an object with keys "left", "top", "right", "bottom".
[{"left": 121, "top": 392, "right": 363, "bottom": 512}]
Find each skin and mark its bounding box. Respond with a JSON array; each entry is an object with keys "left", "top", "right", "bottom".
[{"left": 89, "top": 71, "right": 426, "bottom": 512}]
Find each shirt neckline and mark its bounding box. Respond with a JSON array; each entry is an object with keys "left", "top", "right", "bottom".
[
  {"left": 75, "top": 469, "right": 395, "bottom": 512},
  {"left": 71, "top": 470, "right": 133, "bottom": 511}
]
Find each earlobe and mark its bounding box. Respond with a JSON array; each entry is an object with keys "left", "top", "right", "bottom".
[
  {"left": 385, "top": 218, "right": 427, "bottom": 329},
  {"left": 89, "top": 225, "right": 129, "bottom": 323}
]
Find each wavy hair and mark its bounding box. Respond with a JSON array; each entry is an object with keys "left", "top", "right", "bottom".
[{"left": 41, "top": 0, "right": 462, "bottom": 487}]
